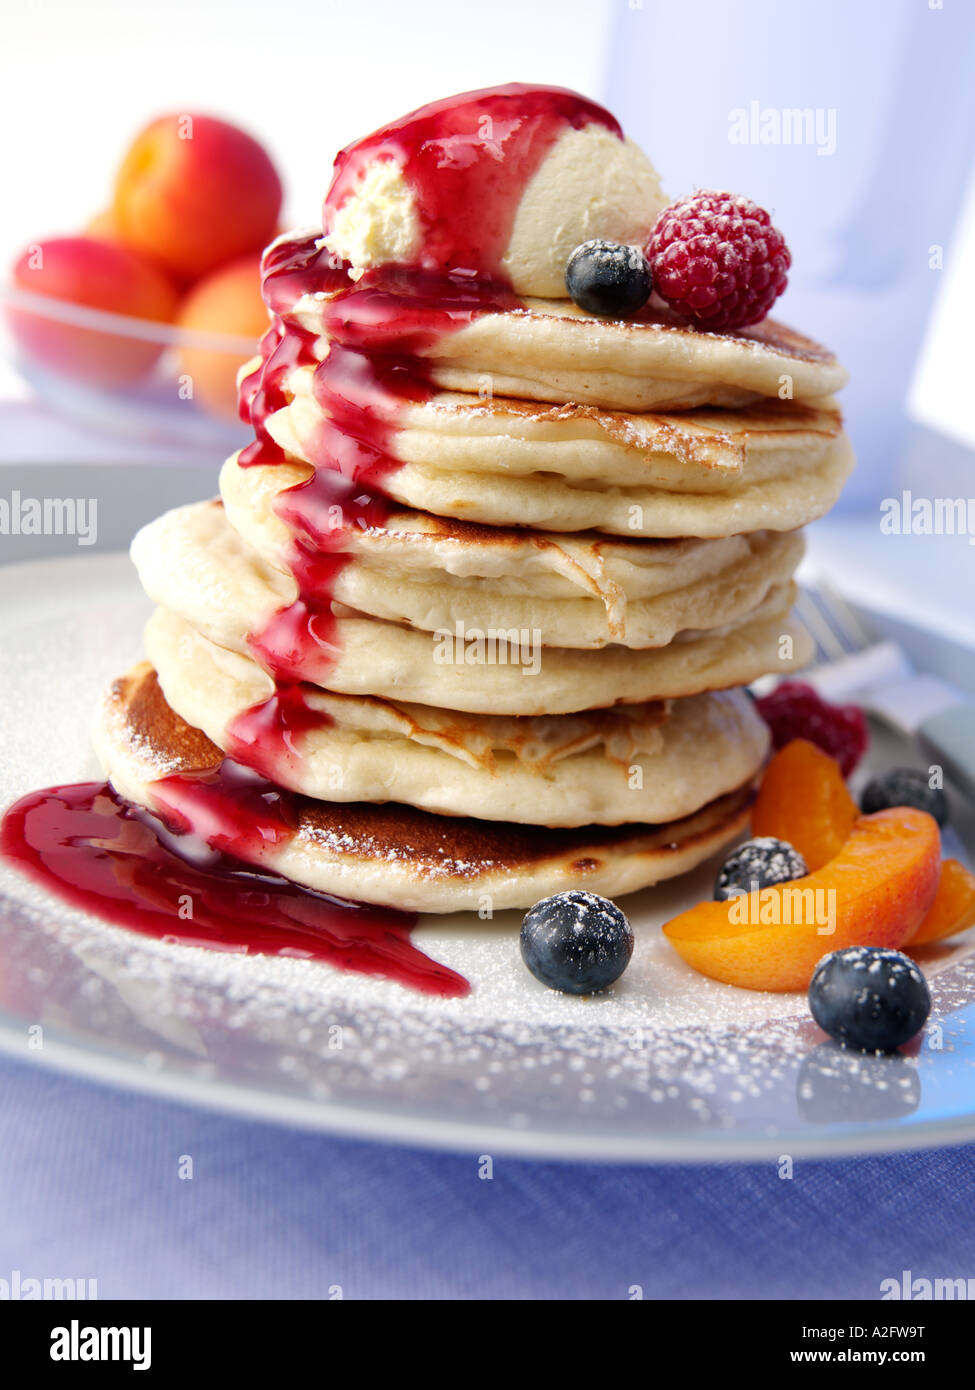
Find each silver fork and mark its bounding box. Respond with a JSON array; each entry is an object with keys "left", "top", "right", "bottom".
[{"left": 777, "top": 583, "right": 975, "bottom": 799}]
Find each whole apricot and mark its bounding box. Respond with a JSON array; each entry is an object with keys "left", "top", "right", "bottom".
[
  {"left": 176, "top": 255, "right": 268, "bottom": 418},
  {"left": 112, "top": 113, "right": 282, "bottom": 280},
  {"left": 8, "top": 235, "right": 178, "bottom": 387}
]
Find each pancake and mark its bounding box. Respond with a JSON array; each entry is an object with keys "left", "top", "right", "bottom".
[
  {"left": 134, "top": 499, "right": 805, "bottom": 652},
  {"left": 272, "top": 364, "right": 846, "bottom": 493},
  {"left": 144, "top": 608, "right": 770, "bottom": 828},
  {"left": 286, "top": 284, "right": 848, "bottom": 410},
  {"left": 92, "top": 663, "right": 757, "bottom": 913},
  {"left": 256, "top": 363, "right": 850, "bottom": 537},
  {"left": 225, "top": 441, "right": 851, "bottom": 541},
  {"left": 145, "top": 585, "right": 809, "bottom": 715},
  {"left": 244, "top": 402, "right": 852, "bottom": 539},
  {"left": 84, "top": 104, "right": 855, "bottom": 922}
]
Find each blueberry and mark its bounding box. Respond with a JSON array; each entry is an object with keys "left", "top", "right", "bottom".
[
  {"left": 861, "top": 767, "right": 948, "bottom": 828},
  {"left": 520, "top": 890, "right": 633, "bottom": 994},
  {"left": 564, "top": 240, "right": 652, "bottom": 317},
  {"left": 714, "top": 836, "right": 808, "bottom": 901},
  {"left": 808, "top": 946, "right": 931, "bottom": 1052}
]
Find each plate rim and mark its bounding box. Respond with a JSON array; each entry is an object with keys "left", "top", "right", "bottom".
[{"left": 3, "top": 1004, "right": 975, "bottom": 1164}]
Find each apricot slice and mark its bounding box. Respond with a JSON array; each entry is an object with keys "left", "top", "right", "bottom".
[
  {"left": 909, "top": 858, "right": 975, "bottom": 946},
  {"left": 663, "top": 808, "right": 941, "bottom": 992},
  {"left": 752, "top": 738, "right": 858, "bottom": 871}
]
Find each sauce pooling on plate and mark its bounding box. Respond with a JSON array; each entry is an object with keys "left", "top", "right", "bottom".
[{"left": 1, "top": 777, "right": 469, "bottom": 997}]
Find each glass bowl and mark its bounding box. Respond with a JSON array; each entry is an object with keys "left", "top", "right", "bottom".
[{"left": 0, "top": 282, "right": 257, "bottom": 455}]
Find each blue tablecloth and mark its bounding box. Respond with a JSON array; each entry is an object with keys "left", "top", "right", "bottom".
[{"left": 2, "top": 1053, "right": 972, "bottom": 1300}]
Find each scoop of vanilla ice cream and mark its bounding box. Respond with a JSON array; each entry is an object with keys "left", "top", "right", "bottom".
[
  {"left": 326, "top": 160, "right": 420, "bottom": 275},
  {"left": 502, "top": 126, "right": 667, "bottom": 297},
  {"left": 324, "top": 123, "right": 667, "bottom": 298}
]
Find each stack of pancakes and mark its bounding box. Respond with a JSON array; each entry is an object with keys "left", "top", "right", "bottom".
[{"left": 95, "top": 234, "right": 851, "bottom": 914}]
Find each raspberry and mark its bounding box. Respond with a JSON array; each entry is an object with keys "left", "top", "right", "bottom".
[
  {"left": 755, "top": 681, "right": 868, "bottom": 778},
  {"left": 646, "top": 190, "right": 791, "bottom": 331}
]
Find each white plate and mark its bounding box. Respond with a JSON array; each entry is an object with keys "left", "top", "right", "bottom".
[{"left": 1, "top": 552, "right": 974, "bottom": 1162}]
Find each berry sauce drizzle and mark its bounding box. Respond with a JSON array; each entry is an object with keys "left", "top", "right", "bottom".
[
  {"left": 224, "top": 682, "right": 330, "bottom": 781},
  {"left": 236, "top": 246, "right": 521, "bottom": 693},
  {"left": 0, "top": 89, "right": 623, "bottom": 989},
  {"left": 242, "top": 87, "right": 618, "bottom": 489},
  {"left": 0, "top": 778, "right": 469, "bottom": 997},
  {"left": 323, "top": 82, "right": 620, "bottom": 277},
  {"left": 238, "top": 86, "right": 621, "bottom": 689}
]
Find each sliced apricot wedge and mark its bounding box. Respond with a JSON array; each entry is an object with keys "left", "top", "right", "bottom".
[
  {"left": 663, "top": 807, "right": 941, "bottom": 992},
  {"left": 908, "top": 858, "right": 975, "bottom": 946},
  {"left": 751, "top": 738, "right": 858, "bottom": 871}
]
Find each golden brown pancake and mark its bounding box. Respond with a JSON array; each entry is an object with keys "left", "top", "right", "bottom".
[
  {"left": 285, "top": 293, "right": 848, "bottom": 410},
  {"left": 257, "top": 373, "right": 852, "bottom": 537},
  {"left": 92, "top": 664, "right": 758, "bottom": 913},
  {"left": 133, "top": 498, "right": 807, "bottom": 655},
  {"left": 143, "top": 609, "right": 771, "bottom": 827}
]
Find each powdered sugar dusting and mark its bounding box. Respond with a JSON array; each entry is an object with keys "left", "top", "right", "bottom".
[{"left": 2, "top": 557, "right": 975, "bottom": 1158}]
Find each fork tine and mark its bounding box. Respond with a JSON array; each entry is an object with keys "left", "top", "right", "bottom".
[
  {"left": 793, "top": 588, "right": 847, "bottom": 663},
  {"left": 797, "top": 582, "right": 877, "bottom": 657},
  {"left": 790, "top": 582, "right": 915, "bottom": 702},
  {"left": 814, "top": 580, "right": 875, "bottom": 651}
]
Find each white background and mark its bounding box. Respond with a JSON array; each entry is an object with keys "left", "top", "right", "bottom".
[
  {"left": 0, "top": 0, "right": 612, "bottom": 250},
  {"left": 1, "top": 0, "right": 973, "bottom": 460}
]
